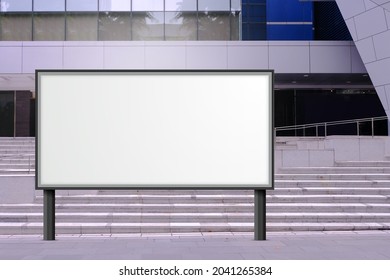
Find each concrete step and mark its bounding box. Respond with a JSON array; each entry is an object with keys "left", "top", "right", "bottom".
[
  {"left": 336, "top": 161, "right": 390, "bottom": 167},
  {"left": 35, "top": 194, "right": 256, "bottom": 204},
  {"left": 0, "top": 147, "right": 34, "bottom": 151},
  {"left": 0, "top": 142, "right": 34, "bottom": 145},
  {"left": 275, "top": 180, "right": 390, "bottom": 188},
  {"left": 2, "top": 212, "right": 390, "bottom": 223},
  {"left": 270, "top": 187, "right": 390, "bottom": 195},
  {"left": 97, "top": 190, "right": 254, "bottom": 195},
  {"left": 0, "top": 149, "right": 35, "bottom": 152},
  {"left": 0, "top": 159, "right": 35, "bottom": 164},
  {"left": 275, "top": 173, "right": 390, "bottom": 180},
  {"left": 19, "top": 179, "right": 390, "bottom": 188},
  {"left": 33, "top": 193, "right": 390, "bottom": 204},
  {"left": 0, "top": 164, "right": 35, "bottom": 169},
  {"left": 0, "top": 153, "right": 34, "bottom": 157},
  {"left": 268, "top": 195, "right": 389, "bottom": 203},
  {"left": 1, "top": 222, "right": 389, "bottom": 235},
  {"left": 0, "top": 169, "right": 34, "bottom": 174},
  {"left": 2, "top": 203, "right": 390, "bottom": 213},
  {"left": 275, "top": 144, "right": 298, "bottom": 150},
  {"left": 97, "top": 188, "right": 390, "bottom": 196},
  {"left": 0, "top": 141, "right": 34, "bottom": 145},
  {"left": 5, "top": 171, "right": 390, "bottom": 178},
  {"left": 279, "top": 167, "right": 390, "bottom": 174},
  {"left": 1, "top": 203, "right": 254, "bottom": 213}
]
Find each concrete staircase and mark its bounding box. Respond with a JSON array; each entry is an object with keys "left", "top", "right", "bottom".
[
  {"left": 1, "top": 137, "right": 390, "bottom": 235},
  {"left": 0, "top": 137, "right": 35, "bottom": 175}
]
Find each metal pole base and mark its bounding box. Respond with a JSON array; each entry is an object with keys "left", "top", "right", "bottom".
[
  {"left": 44, "top": 189, "right": 55, "bottom": 241},
  {"left": 254, "top": 189, "right": 266, "bottom": 241}
]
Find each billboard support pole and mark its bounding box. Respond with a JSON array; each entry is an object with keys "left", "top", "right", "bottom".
[
  {"left": 254, "top": 189, "right": 266, "bottom": 240},
  {"left": 44, "top": 189, "right": 55, "bottom": 241}
]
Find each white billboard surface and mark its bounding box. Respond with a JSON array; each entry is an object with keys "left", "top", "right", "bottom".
[{"left": 37, "top": 71, "right": 273, "bottom": 189}]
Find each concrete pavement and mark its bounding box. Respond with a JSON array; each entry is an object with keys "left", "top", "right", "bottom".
[{"left": 0, "top": 231, "right": 389, "bottom": 260}]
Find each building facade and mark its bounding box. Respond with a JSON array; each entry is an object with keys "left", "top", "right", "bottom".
[{"left": 0, "top": 0, "right": 387, "bottom": 137}]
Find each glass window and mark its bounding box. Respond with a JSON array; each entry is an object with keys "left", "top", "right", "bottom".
[
  {"left": 231, "top": 0, "right": 241, "bottom": 11},
  {"left": 99, "top": 0, "right": 130, "bottom": 11},
  {"left": 198, "top": 0, "right": 230, "bottom": 11},
  {"left": 132, "top": 12, "right": 163, "bottom": 40},
  {"left": 248, "top": 23, "right": 266, "bottom": 40},
  {"left": 0, "top": 14, "right": 32, "bottom": 40},
  {"left": 34, "top": 0, "right": 65, "bottom": 12},
  {"left": 230, "top": 12, "right": 240, "bottom": 40},
  {"left": 33, "top": 14, "right": 65, "bottom": 41},
  {"left": 165, "top": 12, "right": 197, "bottom": 40},
  {"left": 99, "top": 12, "right": 131, "bottom": 40},
  {"left": 66, "top": 0, "right": 98, "bottom": 11},
  {"left": 132, "top": 0, "right": 163, "bottom": 11},
  {"left": 165, "top": 0, "right": 197, "bottom": 11},
  {"left": 1, "top": 0, "right": 32, "bottom": 12},
  {"left": 198, "top": 12, "right": 230, "bottom": 40},
  {"left": 66, "top": 13, "right": 98, "bottom": 40}
]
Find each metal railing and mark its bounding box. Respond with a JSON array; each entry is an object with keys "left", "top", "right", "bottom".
[
  {"left": 0, "top": 153, "right": 35, "bottom": 174},
  {"left": 275, "top": 116, "right": 388, "bottom": 137}
]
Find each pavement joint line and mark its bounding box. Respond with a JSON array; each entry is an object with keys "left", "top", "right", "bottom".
[{"left": 1, "top": 230, "right": 390, "bottom": 240}]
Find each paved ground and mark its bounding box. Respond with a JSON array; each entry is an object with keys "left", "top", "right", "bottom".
[{"left": 0, "top": 231, "right": 390, "bottom": 260}]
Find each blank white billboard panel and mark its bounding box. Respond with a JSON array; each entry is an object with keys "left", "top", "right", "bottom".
[{"left": 36, "top": 71, "right": 273, "bottom": 189}]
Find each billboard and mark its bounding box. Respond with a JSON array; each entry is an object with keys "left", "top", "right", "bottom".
[{"left": 36, "top": 70, "right": 273, "bottom": 190}]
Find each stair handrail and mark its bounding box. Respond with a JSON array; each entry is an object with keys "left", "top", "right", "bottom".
[
  {"left": 275, "top": 116, "right": 388, "bottom": 137},
  {"left": 0, "top": 153, "right": 35, "bottom": 159},
  {"left": 0, "top": 153, "right": 35, "bottom": 173}
]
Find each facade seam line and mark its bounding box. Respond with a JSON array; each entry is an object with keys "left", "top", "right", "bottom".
[
  {"left": 384, "top": 8, "right": 390, "bottom": 29},
  {"left": 383, "top": 84, "right": 390, "bottom": 110},
  {"left": 267, "top": 43, "right": 270, "bottom": 70},
  {"left": 309, "top": 42, "right": 311, "bottom": 73},
  {"left": 355, "top": 27, "right": 390, "bottom": 43},
  {"left": 350, "top": 43, "right": 352, "bottom": 73},
  {"left": 341, "top": 5, "right": 384, "bottom": 21},
  {"left": 362, "top": 0, "right": 383, "bottom": 12},
  {"left": 371, "top": 36, "right": 378, "bottom": 60},
  {"left": 351, "top": 17, "right": 359, "bottom": 41},
  {"left": 365, "top": 55, "right": 390, "bottom": 65}
]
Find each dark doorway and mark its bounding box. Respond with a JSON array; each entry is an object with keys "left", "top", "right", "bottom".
[{"left": 0, "top": 91, "right": 14, "bottom": 137}]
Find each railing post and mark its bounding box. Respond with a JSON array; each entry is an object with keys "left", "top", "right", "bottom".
[
  {"left": 357, "top": 121, "right": 360, "bottom": 136},
  {"left": 324, "top": 123, "right": 327, "bottom": 137},
  {"left": 316, "top": 125, "right": 318, "bottom": 137},
  {"left": 372, "top": 118, "right": 374, "bottom": 137}
]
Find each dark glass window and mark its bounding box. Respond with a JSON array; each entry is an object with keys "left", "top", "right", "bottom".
[
  {"left": 33, "top": 13, "right": 65, "bottom": 41},
  {"left": 241, "top": 0, "right": 266, "bottom": 40},
  {"left": 98, "top": 12, "right": 131, "bottom": 40},
  {"left": 0, "top": 13, "right": 32, "bottom": 40},
  {"left": 0, "top": 92, "right": 14, "bottom": 137}
]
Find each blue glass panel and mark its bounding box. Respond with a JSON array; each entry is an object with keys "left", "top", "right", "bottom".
[
  {"left": 248, "top": 23, "right": 266, "bottom": 40},
  {"left": 267, "top": 24, "right": 313, "bottom": 40},
  {"left": 242, "top": 22, "right": 266, "bottom": 40},
  {"left": 241, "top": 4, "right": 266, "bottom": 23},
  {"left": 267, "top": 0, "right": 312, "bottom": 22}
]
